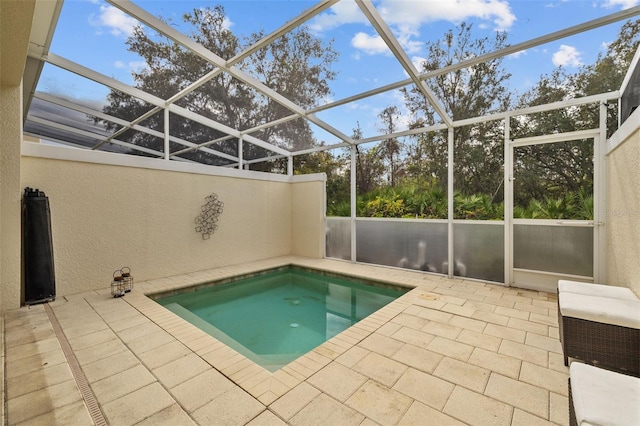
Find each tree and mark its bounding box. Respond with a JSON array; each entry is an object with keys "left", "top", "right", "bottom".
[
  {"left": 98, "top": 6, "right": 338, "bottom": 169},
  {"left": 403, "top": 129, "right": 447, "bottom": 190},
  {"left": 352, "top": 122, "right": 385, "bottom": 195},
  {"left": 511, "top": 19, "right": 640, "bottom": 211},
  {"left": 295, "top": 146, "right": 350, "bottom": 216},
  {"left": 511, "top": 69, "right": 594, "bottom": 208},
  {"left": 377, "top": 106, "right": 403, "bottom": 187},
  {"left": 404, "top": 23, "right": 511, "bottom": 124},
  {"left": 401, "top": 23, "right": 511, "bottom": 210},
  {"left": 571, "top": 19, "right": 640, "bottom": 137},
  {"left": 515, "top": 19, "right": 640, "bottom": 138}
]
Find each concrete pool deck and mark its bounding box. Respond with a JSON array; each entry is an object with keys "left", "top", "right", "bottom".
[{"left": 3, "top": 256, "right": 568, "bottom": 425}]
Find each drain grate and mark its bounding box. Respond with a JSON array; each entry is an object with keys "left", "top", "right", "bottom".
[{"left": 44, "top": 303, "right": 107, "bottom": 426}]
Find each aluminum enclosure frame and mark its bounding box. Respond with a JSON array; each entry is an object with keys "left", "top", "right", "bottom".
[{"left": 22, "top": 0, "right": 640, "bottom": 167}]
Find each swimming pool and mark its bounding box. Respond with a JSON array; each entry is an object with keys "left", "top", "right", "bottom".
[{"left": 154, "top": 266, "right": 408, "bottom": 371}]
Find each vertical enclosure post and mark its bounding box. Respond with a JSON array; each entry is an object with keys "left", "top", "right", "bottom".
[
  {"left": 287, "top": 156, "right": 293, "bottom": 176},
  {"left": 350, "top": 144, "right": 357, "bottom": 263},
  {"left": 503, "top": 117, "right": 512, "bottom": 286},
  {"left": 238, "top": 137, "right": 243, "bottom": 170},
  {"left": 164, "top": 107, "right": 170, "bottom": 160},
  {"left": 447, "top": 127, "right": 454, "bottom": 279},
  {"left": 594, "top": 101, "right": 608, "bottom": 282}
]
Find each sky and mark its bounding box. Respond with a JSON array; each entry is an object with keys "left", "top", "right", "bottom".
[{"left": 36, "top": 0, "right": 640, "bottom": 148}]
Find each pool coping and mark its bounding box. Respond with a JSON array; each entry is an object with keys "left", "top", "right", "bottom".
[{"left": 124, "top": 256, "right": 439, "bottom": 405}]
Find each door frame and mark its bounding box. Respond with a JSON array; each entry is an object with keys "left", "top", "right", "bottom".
[{"left": 504, "top": 128, "right": 605, "bottom": 291}]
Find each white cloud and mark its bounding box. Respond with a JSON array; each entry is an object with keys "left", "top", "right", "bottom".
[
  {"left": 391, "top": 89, "right": 407, "bottom": 105},
  {"left": 347, "top": 101, "right": 377, "bottom": 111},
  {"left": 395, "top": 26, "right": 422, "bottom": 54},
  {"left": 129, "top": 61, "right": 147, "bottom": 73},
  {"left": 311, "top": 0, "right": 516, "bottom": 57},
  {"left": 377, "top": 0, "right": 516, "bottom": 31},
  {"left": 544, "top": 2, "right": 560, "bottom": 8},
  {"left": 600, "top": 41, "right": 611, "bottom": 53},
  {"left": 309, "top": 1, "right": 368, "bottom": 33},
  {"left": 114, "top": 60, "right": 147, "bottom": 74},
  {"left": 411, "top": 56, "right": 427, "bottom": 71},
  {"left": 601, "top": 0, "right": 639, "bottom": 8},
  {"left": 90, "top": 5, "right": 137, "bottom": 38},
  {"left": 222, "top": 16, "right": 234, "bottom": 31},
  {"left": 507, "top": 49, "right": 527, "bottom": 59},
  {"left": 351, "top": 32, "right": 390, "bottom": 55},
  {"left": 320, "top": 94, "right": 335, "bottom": 105},
  {"left": 355, "top": 26, "right": 422, "bottom": 56},
  {"left": 312, "top": 0, "right": 517, "bottom": 31},
  {"left": 552, "top": 45, "right": 583, "bottom": 67}
]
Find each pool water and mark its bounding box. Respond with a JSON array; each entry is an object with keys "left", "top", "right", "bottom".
[{"left": 155, "top": 267, "right": 407, "bottom": 371}]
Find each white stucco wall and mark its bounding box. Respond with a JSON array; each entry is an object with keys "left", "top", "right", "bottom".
[
  {"left": 0, "top": 87, "right": 23, "bottom": 311},
  {"left": 606, "top": 112, "right": 640, "bottom": 297},
  {"left": 1, "top": 0, "right": 36, "bottom": 312},
  {"left": 19, "top": 144, "right": 324, "bottom": 300},
  {"left": 291, "top": 178, "right": 326, "bottom": 258}
]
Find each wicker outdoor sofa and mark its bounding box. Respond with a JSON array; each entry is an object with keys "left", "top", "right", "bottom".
[{"left": 557, "top": 280, "right": 640, "bottom": 378}]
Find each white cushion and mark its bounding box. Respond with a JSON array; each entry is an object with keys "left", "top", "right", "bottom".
[
  {"left": 570, "top": 362, "right": 640, "bottom": 426},
  {"left": 559, "top": 292, "right": 640, "bottom": 329},
  {"left": 559, "top": 280, "right": 638, "bottom": 301}
]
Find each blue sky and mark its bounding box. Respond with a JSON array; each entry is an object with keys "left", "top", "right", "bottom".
[{"left": 39, "top": 0, "right": 639, "bottom": 146}]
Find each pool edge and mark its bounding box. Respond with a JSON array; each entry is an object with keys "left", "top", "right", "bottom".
[{"left": 126, "top": 257, "right": 424, "bottom": 404}]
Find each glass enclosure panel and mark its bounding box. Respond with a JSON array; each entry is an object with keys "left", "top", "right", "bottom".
[
  {"left": 514, "top": 224, "right": 593, "bottom": 277},
  {"left": 356, "top": 219, "right": 447, "bottom": 273},
  {"left": 453, "top": 222, "right": 504, "bottom": 283},
  {"left": 621, "top": 58, "right": 640, "bottom": 126},
  {"left": 326, "top": 217, "right": 351, "bottom": 260}
]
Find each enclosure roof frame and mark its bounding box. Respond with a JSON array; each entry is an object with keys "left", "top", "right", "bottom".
[{"left": 21, "top": 0, "right": 640, "bottom": 166}]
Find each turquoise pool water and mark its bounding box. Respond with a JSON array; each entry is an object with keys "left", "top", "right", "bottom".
[{"left": 155, "top": 267, "right": 407, "bottom": 371}]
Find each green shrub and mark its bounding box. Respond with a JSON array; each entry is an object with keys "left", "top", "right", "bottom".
[
  {"left": 362, "top": 195, "right": 408, "bottom": 217},
  {"left": 327, "top": 183, "right": 592, "bottom": 221}
]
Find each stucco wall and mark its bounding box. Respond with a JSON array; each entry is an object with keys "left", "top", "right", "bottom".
[
  {"left": 606, "top": 115, "right": 640, "bottom": 297},
  {"left": 19, "top": 146, "right": 324, "bottom": 300},
  {"left": 0, "top": 86, "right": 23, "bottom": 311},
  {"left": 1, "top": 0, "right": 36, "bottom": 87},
  {"left": 1, "top": 0, "right": 36, "bottom": 312},
  {"left": 291, "top": 179, "right": 326, "bottom": 258}
]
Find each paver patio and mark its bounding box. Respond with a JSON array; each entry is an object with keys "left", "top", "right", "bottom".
[{"left": 3, "top": 256, "right": 568, "bottom": 425}]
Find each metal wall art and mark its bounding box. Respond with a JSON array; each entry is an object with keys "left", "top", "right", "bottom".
[{"left": 195, "top": 193, "right": 224, "bottom": 239}]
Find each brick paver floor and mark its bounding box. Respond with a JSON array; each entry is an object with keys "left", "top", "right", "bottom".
[{"left": 3, "top": 256, "right": 568, "bottom": 425}]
